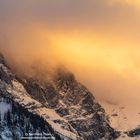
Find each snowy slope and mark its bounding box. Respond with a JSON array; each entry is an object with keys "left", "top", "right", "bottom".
[
  {"left": 0, "top": 79, "right": 79, "bottom": 140},
  {"left": 0, "top": 98, "right": 11, "bottom": 121},
  {"left": 100, "top": 101, "right": 140, "bottom": 139},
  {"left": 0, "top": 97, "right": 57, "bottom": 140},
  {"left": 100, "top": 101, "right": 140, "bottom": 131}
]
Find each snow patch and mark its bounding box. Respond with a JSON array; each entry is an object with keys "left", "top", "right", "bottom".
[{"left": 0, "top": 99, "right": 11, "bottom": 121}]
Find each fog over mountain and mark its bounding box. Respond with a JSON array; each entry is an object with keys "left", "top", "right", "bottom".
[{"left": 0, "top": 0, "right": 140, "bottom": 119}]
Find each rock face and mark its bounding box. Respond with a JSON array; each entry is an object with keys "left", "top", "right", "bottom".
[
  {"left": 126, "top": 127, "right": 140, "bottom": 138},
  {"left": 0, "top": 54, "right": 120, "bottom": 140}
]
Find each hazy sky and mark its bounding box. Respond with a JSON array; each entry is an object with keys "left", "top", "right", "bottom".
[{"left": 1, "top": 0, "right": 140, "bottom": 105}]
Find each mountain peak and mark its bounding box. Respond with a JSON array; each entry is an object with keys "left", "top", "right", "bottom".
[{"left": 0, "top": 54, "right": 120, "bottom": 140}]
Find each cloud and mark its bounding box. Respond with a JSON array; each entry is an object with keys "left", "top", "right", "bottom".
[
  {"left": 0, "top": 0, "right": 140, "bottom": 107},
  {"left": 110, "top": 0, "right": 140, "bottom": 7},
  {"left": 0, "top": 0, "right": 139, "bottom": 29}
]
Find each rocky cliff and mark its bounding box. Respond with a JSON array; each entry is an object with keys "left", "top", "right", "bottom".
[{"left": 0, "top": 54, "right": 119, "bottom": 140}]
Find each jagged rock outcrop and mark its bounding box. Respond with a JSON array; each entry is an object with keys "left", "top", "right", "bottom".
[
  {"left": 0, "top": 54, "right": 120, "bottom": 140},
  {"left": 126, "top": 127, "right": 140, "bottom": 138}
]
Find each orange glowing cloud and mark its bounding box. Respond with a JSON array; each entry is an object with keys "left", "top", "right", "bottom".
[
  {"left": 109, "top": 0, "right": 140, "bottom": 7},
  {"left": 1, "top": 0, "right": 140, "bottom": 107}
]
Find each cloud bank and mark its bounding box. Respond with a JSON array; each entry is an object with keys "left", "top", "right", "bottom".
[{"left": 0, "top": 0, "right": 140, "bottom": 106}]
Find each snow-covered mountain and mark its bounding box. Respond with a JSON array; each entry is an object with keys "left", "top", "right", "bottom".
[{"left": 0, "top": 53, "right": 139, "bottom": 140}]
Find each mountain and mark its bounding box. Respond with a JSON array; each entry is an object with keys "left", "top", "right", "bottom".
[{"left": 0, "top": 53, "right": 120, "bottom": 140}]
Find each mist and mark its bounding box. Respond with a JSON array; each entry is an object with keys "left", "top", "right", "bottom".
[
  {"left": 1, "top": 25, "right": 140, "bottom": 107},
  {"left": 0, "top": 0, "right": 140, "bottom": 109}
]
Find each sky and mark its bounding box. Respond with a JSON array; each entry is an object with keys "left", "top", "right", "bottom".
[{"left": 0, "top": 0, "right": 140, "bottom": 106}]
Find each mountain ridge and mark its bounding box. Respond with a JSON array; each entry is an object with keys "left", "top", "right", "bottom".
[{"left": 0, "top": 53, "right": 119, "bottom": 140}]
